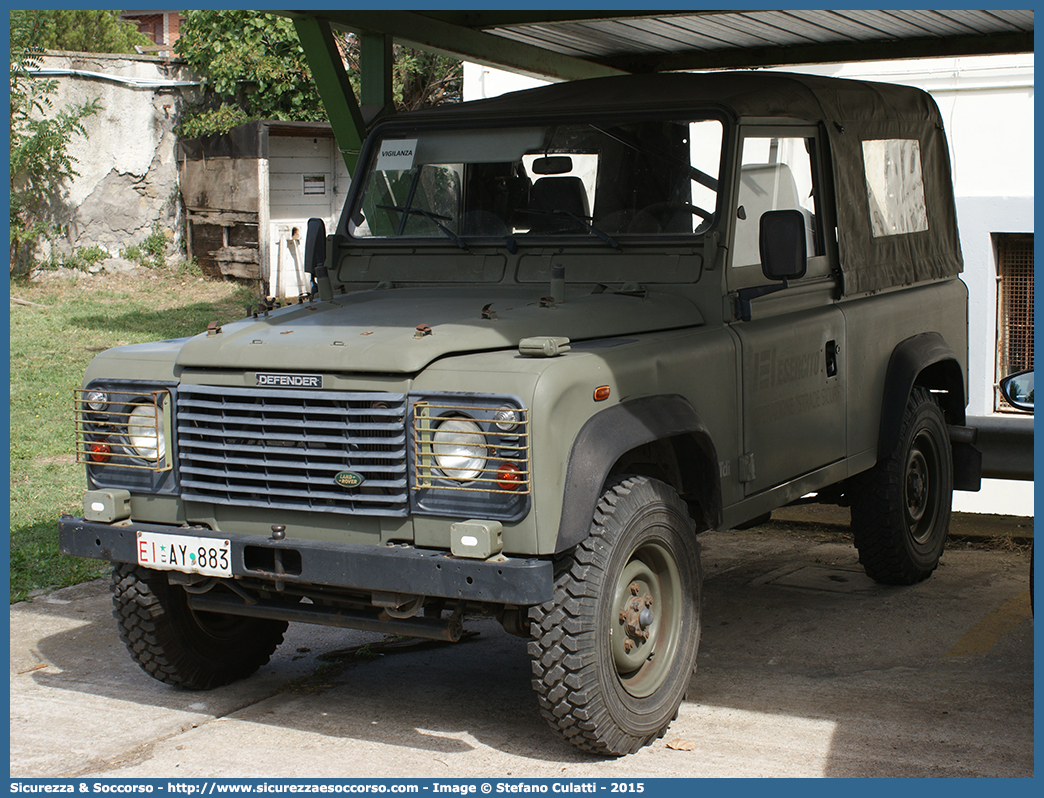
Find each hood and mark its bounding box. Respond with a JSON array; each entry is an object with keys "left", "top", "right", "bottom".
[{"left": 174, "top": 286, "right": 703, "bottom": 374}]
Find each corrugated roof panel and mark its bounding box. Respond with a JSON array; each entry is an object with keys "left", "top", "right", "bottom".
[
  {"left": 588, "top": 20, "right": 695, "bottom": 53},
  {"left": 554, "top": 21, "right": 668, "bottom": 55},
  {"left": 488, "top": 26, "right": 596, "bottom": 59},
  {"left": 745, "top": 11, "right": 851, "bottom": 45},
  {"left": 887, "top": 10, "right": 981, "bottom": 37},
  {"left": 307, "top": 9, "right": 1032, "bottom": 79},
  {"left": 990, "top": 10, "right": 1034, "bottom": 29},
  {"left": 787, "top": 10, "right": 891, "bottom": 42},
  {"left": 612, "top": 17, "right": 728, "bottom": 52},
  {"left": 479, "top": 10, "right": 1033, "bottom": 63},
  {"left": 944, "top": 9, "right": 1031, "bottom": 34},
  {"left": 663, "top": 14, "right": 791, "bottom": 49},
  {"left": 829, "top": 10, "right": 918, "bottom": 40}
]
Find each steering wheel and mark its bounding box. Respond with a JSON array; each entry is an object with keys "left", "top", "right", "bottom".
[{"left": 638, "top": 202, "right": 713, "bottom": 233}]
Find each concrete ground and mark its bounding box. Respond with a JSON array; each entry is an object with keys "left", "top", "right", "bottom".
[{"left": 10, "top": 510, "right": 1034, "bottom": 779}]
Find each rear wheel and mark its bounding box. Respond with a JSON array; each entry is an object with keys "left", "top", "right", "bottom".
[
  {"left": 112, "top": 563, "right": 287, "bottom": 689},
  {"left": 529, "top": 476, "right": 702, "bottom": 755},
  {"left": 851, "top": 388, "right": 953, "bottom": 584}
]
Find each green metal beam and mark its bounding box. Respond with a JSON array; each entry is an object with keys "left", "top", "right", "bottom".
[
  {"left": 301, "top": 10, "right": 628, "bottom": 82},
  {"left": 292, "top": 15, "right": 366, "bottom": 174},
  {"left": 359, "top": 31, "right": 393, "bottom": 119},
  {"left": 603, "top": 32, "right": 1036, "bottom": 74}
]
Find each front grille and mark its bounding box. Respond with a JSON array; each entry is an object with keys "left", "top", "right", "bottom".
[{"left": 177, "top": 385, "right": 408, "bottom": 517}]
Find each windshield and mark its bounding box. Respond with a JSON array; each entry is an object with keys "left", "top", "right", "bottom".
[{"left": 347, "top": 118, "right": 724, "bottom": 242}]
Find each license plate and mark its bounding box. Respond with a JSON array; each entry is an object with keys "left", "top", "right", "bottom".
[{"left": 136, "top": 531, "right": 232, "bottom": 578}]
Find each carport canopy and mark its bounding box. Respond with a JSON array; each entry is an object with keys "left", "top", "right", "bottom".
[{"left": 281, "top": 10, "right": 1034, "bottom": 171}]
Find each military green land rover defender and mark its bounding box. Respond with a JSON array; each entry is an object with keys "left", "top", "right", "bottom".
[{"left": 61, "top": 72, "right": 981, "bottom": 755}]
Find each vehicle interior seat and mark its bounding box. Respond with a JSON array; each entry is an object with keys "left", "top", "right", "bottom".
[
  {"left": 732, "top": 162, "right": 815, "bottom": 268},
  {"left": 522, "top": 176, "right": 591, "bottom": 234}
]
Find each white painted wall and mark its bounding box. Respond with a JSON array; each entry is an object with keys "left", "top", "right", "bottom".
[
  {"left": 36, "top": 52, "right": 200, "bottom": 257},
  {"left": 464, "top": 56, "right": 1035, "bottom": 516}
]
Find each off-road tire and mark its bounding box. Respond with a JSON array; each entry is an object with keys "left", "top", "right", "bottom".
[
  {"left": 112, "top": 563, "right": 287, "bottom": 689},
  {"left": 851, "top": 387, "right": 953, "bottom": 585},
  {"left": 528, "top": 476, "right": 702, "bottom": 755}
]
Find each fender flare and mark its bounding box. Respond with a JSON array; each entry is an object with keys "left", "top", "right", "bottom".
[
  {"left": 554, "top": 394, "right": 722, "bottom": 553},
  {"left": 877, "top": 332, "right": 967, "bottom": 461}
]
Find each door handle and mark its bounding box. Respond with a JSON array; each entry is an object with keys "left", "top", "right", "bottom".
[{"left": 825, "top": 340, "right": 839, "bottom": 378}]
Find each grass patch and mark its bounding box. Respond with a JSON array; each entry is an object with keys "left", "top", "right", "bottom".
[
  {"left": 36, "top": 244, "right": 110, "bottom": 273},
  {"left": 9, "top": 269, "right": 256, "bottom": 603}
]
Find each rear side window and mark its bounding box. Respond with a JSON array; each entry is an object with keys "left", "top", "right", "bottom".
[{"left": 862, "top": 139, "right": 929, "bottom": 238}]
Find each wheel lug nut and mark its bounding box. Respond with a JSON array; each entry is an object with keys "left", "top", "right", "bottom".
[
  {"left": 623, "top": 639, "right": 634, "bottom": 653},
  {"left": 629, "top": 582, "right": 640, "bottom": 595}
]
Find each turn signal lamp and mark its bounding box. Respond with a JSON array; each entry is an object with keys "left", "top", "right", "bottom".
[
  {"left": 496, "top": 462, "right": 523, "bottom": 491},
  {"left": 88, "top": 442, "right": 112, "bottom": 463}
]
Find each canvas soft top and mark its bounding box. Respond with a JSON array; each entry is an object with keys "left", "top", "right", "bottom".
[{"left": 387, "top": 71, "right": 963, "bottom": 295}]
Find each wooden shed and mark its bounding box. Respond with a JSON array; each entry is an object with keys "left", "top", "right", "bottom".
[{"left": 178, "top": 120, "right": 351, "bottom": 297}]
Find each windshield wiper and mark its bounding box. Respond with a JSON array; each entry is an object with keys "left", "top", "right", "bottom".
[
  {"left": 376, "top": 204, "right": 470, "bottom": 252},
  {"left": 524, "top": 208, "right": 622, "bottom": 250}
]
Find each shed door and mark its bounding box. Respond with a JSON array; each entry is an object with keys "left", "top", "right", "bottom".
[{"left": 268, "top": 134, "right": 351, "bottom": 296}]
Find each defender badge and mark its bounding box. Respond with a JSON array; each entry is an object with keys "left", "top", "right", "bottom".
[
  {"left": 334, "top": 471, "right": 365, "bottom": 488},
  {"left": 256, "top": 372, "right": 322, "bottom": 389}
]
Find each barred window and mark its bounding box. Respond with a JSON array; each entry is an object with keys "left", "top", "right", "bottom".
[{"left": 996, "top": 234, "right": 1034, "bottom": 411}]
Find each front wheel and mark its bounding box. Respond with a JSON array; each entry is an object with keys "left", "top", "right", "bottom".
[
  {"left": 112, "top": 563, "right": 288, "bottom": 689},
  {"left": 529, "top": 476, "right": 702, "bottom": 755},
  {"left": 850, "top": 387, "right": 953, "bottom": 584}
]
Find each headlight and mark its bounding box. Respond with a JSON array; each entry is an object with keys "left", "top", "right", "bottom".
[
  {"left": 127, "top": 404, "right": 164, "bottom": 461},
  {"left": 432, "top": 416, "right": 486, "bottom": 481}
]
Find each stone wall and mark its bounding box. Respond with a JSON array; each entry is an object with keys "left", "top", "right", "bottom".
[{"left": 35, "top": 51, "right": 202, "bottom": 260}]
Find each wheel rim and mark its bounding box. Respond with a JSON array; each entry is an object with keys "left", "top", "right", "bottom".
[
  {"left": 189, "top": 605, "right": 244, "bottom": 639},
  {"left": 610, "top": 538, "right": 683, "bottom": 699},
  {"left": 185, "top": 588, "right": 253, "bottom": 642},
  {"left": 905, "top": 428, "right": 942, "bottom": 543}
]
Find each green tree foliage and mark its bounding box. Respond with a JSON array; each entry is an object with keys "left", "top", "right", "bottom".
[
  {"left": 174, "top": 10, "right": 462, "bottom": 138},
  {"left": 341, "top": 36, "right": 462, "bottom": 112},
  {"left": 9, "top": 48, "right": 101, "bottom": 273},
  {"left": 175, "top": 10, "right": 324, "bottom": 138},
  {"left": 396, "top": 50, "right": 463, "bottom": 111},
  {"left": 9, "top": 10, "right": 151, "bottom": 54}
]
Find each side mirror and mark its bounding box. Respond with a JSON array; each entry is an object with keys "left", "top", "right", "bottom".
[
  {"left": 760, "top": 209, "right": 807, "bottom": 283},
  {"left": 304, "top": 218, "right": 326, "bottom": 276},
  {"left": 1000, "top": 369, "right": 1034, "bottom": 411},
  {"left": 735, "top": 209, "right": 808, "bottom": 322}
]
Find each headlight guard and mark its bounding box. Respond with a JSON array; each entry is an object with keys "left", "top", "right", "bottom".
[{"left": 409, "top": 393, "right": 531, "bottom": 522}]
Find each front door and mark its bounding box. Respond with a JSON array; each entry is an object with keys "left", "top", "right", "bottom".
[{"left": 728, "top": 128, "right": 846, "bottom": 495}]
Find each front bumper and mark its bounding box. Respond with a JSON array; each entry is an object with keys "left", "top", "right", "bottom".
[{"left": 58, "top": 515, "right": 553, "bottom": 606}]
